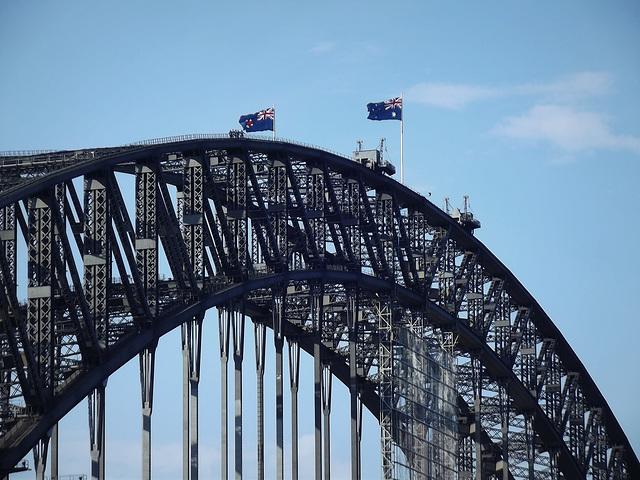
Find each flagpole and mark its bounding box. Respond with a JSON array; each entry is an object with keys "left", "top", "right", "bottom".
[
  {"left": 273, "top": 104, "right": 276, "bottom": 141},
  {"left": 400, "top": 92, "right": 404, "bottom": 184}
]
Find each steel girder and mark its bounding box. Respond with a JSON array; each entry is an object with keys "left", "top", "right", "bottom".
[{"left": 0, "top": 137, "right": 637, "bottom": 479}]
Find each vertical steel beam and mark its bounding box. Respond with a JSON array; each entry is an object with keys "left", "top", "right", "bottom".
[
  {"left": 0, "top": 202, "right": 35, "bottom": 419},
  {"left": 347, "top": 290, "right": 361, "bottom": 480},
  {"left": 322, "top": 363, "right": 332, "bottom": 480},
  {"left": 89, "top": 384, "right": 106, "bottom": 480},
  {"left": 84, "top": 172, "right": 109, "bottom": 480},
  {"left": 181, "top": 317, "right": 203, "bottom": 480},
  {"left": 498, "top": 382, "right": 510, "bottom": 480},
  {"left": 219, "top": 307, "right": 231, "bottom": 480},
  {"left": 83, "top": 173, "right": 110, "bottom": 347},
  {"left": 527, "top": 412, "right": 537, "bottom": 479},
  {"left": 311, "top": 284, "right": 323, "bottom": 480},
  {"left": 32, "top": 435, "right": 49, "bottom": 480},
  {"left": 268, "top": 159, "right": 288, "bottom": 264},
  {"left": 182, "top": 156, "right": 204, "bottom": 288},
  {"left": 273, "top": 292, "right": 284, "bottom": 480},
  {"left": 228, "top": 157, "right": 248, "bottom": 270},
  {"left": 140, "top": 346, "right": 155, "bottom": 480},
  {"left": 232, "top": 303, "right": 245, "bottom": 480},
  {"left": 182, "top": 324, "right": 190, "bottom": 480},
  {"left": 254, "top": 321, "right": 266, "bottom": 480},
  {"left": 0, "top": 202, "right": 16, "bottom": 417},
  {"left": 50, "top": 423, "right": 58, "bottom": 480},
  {"left": 190, "top": 318, "right": 202, "bottom": 480},
  {"left": 0, "top": 204, "right": 16, "bottom": 298},
  {"left": 135, "top": 161, "right": 159, "bottom": 480},
  {"left": 180, "top": 155, "right": 205, "bottom": 480},
  {"left": 471, "top": 355, "right": 483, "bottom": 479},
  {"left": 307, "top": 167, "right": 325, "bottom": 264},
  {"left": 378, "top": 299, "right": 394, "bottom": 480},
  {"left": 27, "top": 192, "right": 55, "bottom": 400},
  {"left": 135, "top": 162, "right": 158, "bottom": 318},
  {"left": 288, "top": 338, "right": 301, "bottom": 480}
]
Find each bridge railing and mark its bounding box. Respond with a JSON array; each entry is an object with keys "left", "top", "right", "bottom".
[{"left": 0, "top": 133, "right": 351, "bottom": 163}]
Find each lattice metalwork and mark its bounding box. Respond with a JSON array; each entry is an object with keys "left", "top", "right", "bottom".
[
  {"left": 0, "top": 136, "right": 637, "bottom": 480},
  {"left": 83, "top": 173, "right": 110, "bottom": 347},
  {"left": 136, "top": 161, "right": 159, "bottom": 316},
  {"left": 27, "top": 191, "right": 55, "bottom": 397}
]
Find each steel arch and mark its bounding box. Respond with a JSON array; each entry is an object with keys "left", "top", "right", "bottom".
[{"left": 0, "top": 135, "right": 637, "bottom": 478}]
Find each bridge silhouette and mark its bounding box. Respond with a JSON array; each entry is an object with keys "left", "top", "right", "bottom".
[{"left": 0, "top": 135, "right": 637, "bottom": 479}]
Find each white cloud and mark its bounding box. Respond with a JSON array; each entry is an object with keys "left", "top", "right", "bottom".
[
  {"left": 513, "top": 72, "right": 613, "bottom": 101},
  {"left": 406, "top": 72, "right": 613, "bottom": 110},
  {"left": 491, "top": 104, "right": 640, "bottom": 153},
  {"left": 407, "top": 72, "right": 639, "bottom": 155},
  {"left": 406, "top": 83, "right": 500, "bottom": 109},
  {"left": 310, "top": 41, "right": 336, "bottom": 54}
]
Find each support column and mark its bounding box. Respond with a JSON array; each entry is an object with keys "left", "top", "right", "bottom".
[
  {"left": 273, "top": 292, "right": 285, "bottom": 480},
  {"left": 183, "top": 324, "right": 190, "bottom": 480},
  {"left": 347, "top": 290, "right": 361, "bottom": 480},
  {"left": 219, "top": 307, "right": 231, "bottom": 480},
  {"left": 356, "top": 398, "right": 363, "bottom": 477},
  {"left": 232, "top": 304, "right": 245, "bottom": 480},
  {"left": 288, "top": 339, "right": 300, "bottom": 480},
  {"left": 135, "top": 160, "right": 159, "bottom": 479},
  {"left": 140, "top": 346, "right": 155, "bottom": 480},
  {"left": 255, "top": 321, "right": 266, "bottom": 480},
  {"left": 312, "top": 285, "right": 323, "bottom": 480},
  {"left": 499, "top": 382, "right": 510, "bottom": 480},
  {"left": 190, "top": 319, "right": 202, "bottom": 480},
  {"left": 378, "top": 300, "right": 394, "bottom": 480},
  {"left": 182, "top": 317, "right": 202, "bottom": 480},
  {"left": 33, "top": 435, "right": 49, "bottom": 480},
  {"left": 472, "top": 355, "right": 482, "bottom": 479},
  {"left": 85, "top": 173, "right": 109, "bottom": 480},
  {"left": 89, "top": 383, "right": 106, "bottom": 480},
  {"left": 51, "top": 423, "right": 59, "bottom": 480},
  {"left": 322, "top": 363, "right": 332, "bottom": 480}
]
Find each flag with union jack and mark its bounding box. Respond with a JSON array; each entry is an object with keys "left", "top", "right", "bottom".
[
  {"left": 239, "top": 107, "right": 275, "bottom": 132},
  {"left": 367, "top": 97, "right": 402, "bottom": 121}
]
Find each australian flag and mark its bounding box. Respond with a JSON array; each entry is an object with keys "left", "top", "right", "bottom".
[
  {"left": 367, "top": 97, "right": 402, "bottom": 121},
  {"left": 239, "top": 107, "right": 275, "bottom": 132}
]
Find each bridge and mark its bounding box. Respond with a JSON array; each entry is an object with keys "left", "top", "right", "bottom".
[{"left": 0, "top": 135, "right": 637, "bottom": 479}]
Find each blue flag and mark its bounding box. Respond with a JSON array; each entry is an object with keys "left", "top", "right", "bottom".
[
  {"left": 367, "top": 97, "right": 402, "bottom": 121},
  {"left": 239, "top": 107, "right": 275, "bottom": 132}
]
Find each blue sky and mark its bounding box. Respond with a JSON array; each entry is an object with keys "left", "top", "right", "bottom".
[{"left": 1, "top": 1, "right": 639, "bottom": 478}]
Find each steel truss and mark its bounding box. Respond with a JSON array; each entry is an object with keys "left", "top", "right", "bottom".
[{"left": 0, "top": 136, "right": 637, "bottom": 479}]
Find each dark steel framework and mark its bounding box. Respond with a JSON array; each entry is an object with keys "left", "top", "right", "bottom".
[{"left": 0, "top": 135, "right": 637, "bottom": 479}]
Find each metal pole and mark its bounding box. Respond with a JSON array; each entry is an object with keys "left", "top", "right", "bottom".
[
  {"left": 400, "top": 92, "right": 404, "bottom": 184},
  {"left": 232, "top": 305, "right": 245, "bottom": 480},
  {"left": 190, "top": 376, "right": 199, "bottom": 480},
  {"left": 474, "top": 356, "right": 482, "bottom": 479},
  {"left": 219, "top": 308, "right": 231, "bottom": 480},
  {"left": 190, "top": 318, "right": 202, "bottom": 480},
  {"left": 272, "top": 104, "right": 276, "bottom": 141},
  {"left": 51, "top": 423, "right": 58, "bottom": 480},
  {"left": 182, "top": 324, "right": 190, "bottom": 480},
  {"left": 33, "top": 436, "right": 49, "bottom": 480},
  {"left": 312, "top": 288, "right": 323, "bottom": 480},
  {"left": 348, "top": 291, "right": 361, "bottom": 480},
  {"left": 322, "top": 363, "right": 332, "bottom": 480},
  {"left": 288, "top": 339, "right": 301, "bottom": 480},
  {"left": 255, "top": 321, "right": 266, "bottom": 480},
  {"left": 140, "top": 347, "right": 155, "bottom": 480},
  {"left": 273, "top": 293, "right": 284, "bottom": 480},
  {"left": 89, "top": 383, "right": 106, "bottom": 480}
]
